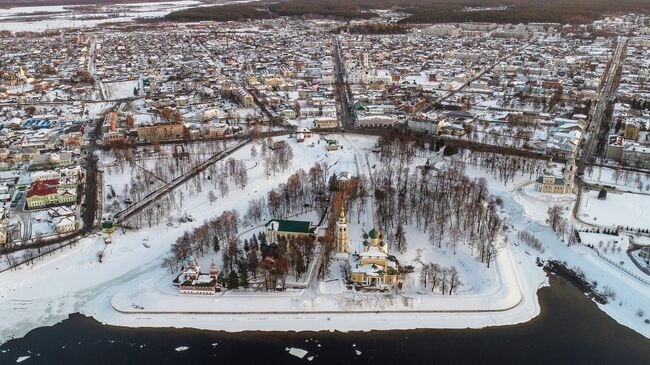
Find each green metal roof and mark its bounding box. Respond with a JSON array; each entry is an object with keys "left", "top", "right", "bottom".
[{"left": 266, "top": 219, "right": 315, "bottom": 234}]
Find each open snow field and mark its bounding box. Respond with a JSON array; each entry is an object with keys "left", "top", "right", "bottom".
[
  {"left": 1, "top": 134, "right": 649, "bottom": 344},
  {"left": 0, "top": 1, "right": 202, "bottom": 32},
  {"left": 102, "top": 80, "right": 140, "bottom": 100},
  {"left": 578, "top": 189, "right": 650, "bottom": 229},
  {"left": 0, "top": 1, "right": 263, "bottom": 32},
  {"left": 99, "top": 139, "right": 237, "bottom": 215}
]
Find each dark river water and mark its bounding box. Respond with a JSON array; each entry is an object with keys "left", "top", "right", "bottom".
[{"left": 1, "top": 275, "right": 649, "bottom": 365}]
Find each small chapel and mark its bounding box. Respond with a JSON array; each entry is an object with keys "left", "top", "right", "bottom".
[{"left": 177, "top": 256, "right": 221, "bottom": 295}]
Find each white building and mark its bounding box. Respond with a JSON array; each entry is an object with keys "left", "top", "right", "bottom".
[{"left": 54, "top": 216, "right": 77, "bottom": 233}]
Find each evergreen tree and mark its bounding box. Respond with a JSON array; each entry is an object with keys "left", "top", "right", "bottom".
[
  {"left": 213, "top": 236, "right": 220, "bottom": 254},
  {"left": 239, "top": 267, "right": 249, "bottom": 288},
  {"left": 258, "top": 232, "right": 267, "bottom": 245},
  {"left": 228, "top": 270, "right": 239, "bottom": 289}
]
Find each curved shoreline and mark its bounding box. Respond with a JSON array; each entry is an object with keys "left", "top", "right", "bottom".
[{"left": 89, "top": 244, "right": 544, "bottom": 332}]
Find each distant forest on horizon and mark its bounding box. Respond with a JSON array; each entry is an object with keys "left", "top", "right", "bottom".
[
  {"left": 2, "top": 0, "right": 650, "bottom": 24},
  {"left": 165, "top": 0, "right": 650, "bottom": 24}
]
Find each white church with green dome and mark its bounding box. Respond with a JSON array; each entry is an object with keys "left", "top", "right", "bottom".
[
  {"left": 334, "top": 208, "right": 400, "bottom": 289},
  {"left": 344, "top": 223, "right": 400, "bottom": 288}
]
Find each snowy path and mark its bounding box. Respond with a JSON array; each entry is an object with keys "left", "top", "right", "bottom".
[{"left": 341, "top": 134, "right": 374, "bottom": 228}]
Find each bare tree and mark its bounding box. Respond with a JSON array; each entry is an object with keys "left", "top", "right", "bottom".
[
  {"left": 448, "top": 266, "right": 460, "bottom": 294},
  {"left": 208, "top": 190, "right": 217, "bottom": 205},
  {"left": 547, "top": 205, "right": 563, "bottom": 232}
]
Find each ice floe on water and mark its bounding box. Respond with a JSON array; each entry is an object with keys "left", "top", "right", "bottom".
[{"left": 286, "top": 347, "right": 308, "bottom": 359}]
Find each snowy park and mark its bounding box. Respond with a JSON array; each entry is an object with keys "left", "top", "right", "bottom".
[
  {"left": 1, "top": 134, "right": 649, "bottom": 345},
  {"left": 578, "top": 189, "right": 650, "bottom": 229}
]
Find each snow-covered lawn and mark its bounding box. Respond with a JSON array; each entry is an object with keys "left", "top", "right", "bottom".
[
  {"left": 578, "top": 190, "right": 650, "bottom": 229},
  {"left": 103, "top": 80, "right": 140, "bottom": 100},
  {"left": 578, "top": 232, "right": 648, "bottom": 277}
]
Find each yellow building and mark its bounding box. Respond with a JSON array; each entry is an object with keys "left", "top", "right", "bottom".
[
  {"left": 535, "top": 158, "right": 575, "bottom": 194},
  {"left": 349, "top": 228, "right": 400, "bottom": 289},
  {"left": 136, "top": 122, "right": 185, "bottom": 142},
  {"left": 624, "top": 121, "right": 640, "bottom": 141}
]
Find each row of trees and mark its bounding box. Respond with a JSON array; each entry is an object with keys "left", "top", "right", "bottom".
[
  {"left": 400, "top": 0, "right": 650, "bottom": 25},
  {"left": 318, "top": 182, "right": 361, "bottom": 279},
  {"left": 225, "top": 157, "right": 249, "bottom": 189},
  {"left": 586, "top": 165, "right": 650, "bottom": 192},
  {"left": 168, "top": 0, "right": 650, "bottom": 25},
  {"left": 102, "top": 140, "right": 231, "bottom": 212},
  {"left": 267, "top": 162, "right": 329, "bottom": 219},
  {"left": 222, "top": 231, "right": 324, "bottom": 292},
  {"left": 454, "top": 149, "right": 546, "bottom": 185},
  {"left": 241, "top": 161, "right": 331, "bottom": 227},
  {"left": 517, "top": 230, "right": 545, "bottom": 253},
  {"left": 165, "top": 4, "right": 276, "bottom": 22},
  {"left": 420, "top": 263, "right": 461, "bottom": 295}
]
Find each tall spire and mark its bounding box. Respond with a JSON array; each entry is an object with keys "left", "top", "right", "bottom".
[
  {"left": 544, "top": 157, "right": 554, "bottom": 175},
  {"left": 336, "top": 206, "right": 349, "bottom": 253}
]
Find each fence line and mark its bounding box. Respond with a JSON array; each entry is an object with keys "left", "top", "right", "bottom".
[
  {"left": 0, "top": 235, "right": 85, "bottom": 274},
  {"left": 585, "top": 245, "right": 650, "bottom": 285}
]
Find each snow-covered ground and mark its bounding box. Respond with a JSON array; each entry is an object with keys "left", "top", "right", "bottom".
[
  {"left": 578, "top": 189, "right": 650, "bottom": 229},
  {"left": 1, "top": 134, "right": 649, "bottom": 344},
  {"left": 513, "top": 181, "right": 575, "bottom": 225},
  {"left": 99, "top": 139, "right": 237, "bottom": 216},
  {"left": 489, "top": 166, "right": 650, "bottom": 339},
  {"left": 103, "top": 80, "right": 140, "bottom": 100},
  {"left": 584, "top": 165, "right": 650, "bottom": 194},
  {"left": 0, "top": 0, "right": 261, "bottom": 32},
  {"left": 0, "top": 1, "right": 201, "bottom": 32},
  {"left": 577, "top": 232, "right": 647, "bottom": 278}
]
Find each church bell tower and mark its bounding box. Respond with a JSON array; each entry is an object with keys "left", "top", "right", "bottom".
[{"left": 336, "top": 207, "right": 349, "bottom": 253}]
